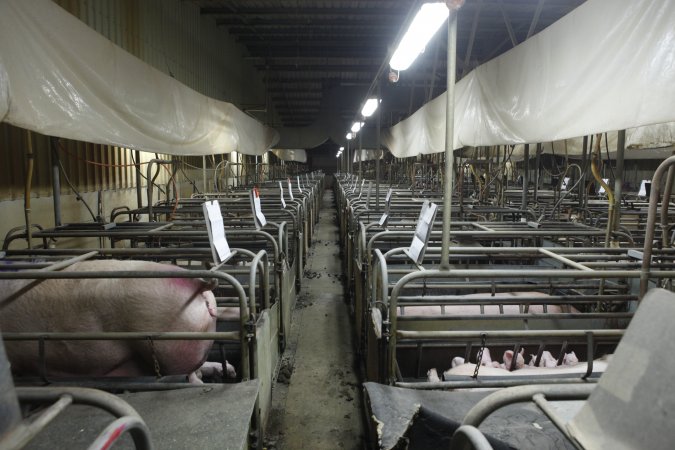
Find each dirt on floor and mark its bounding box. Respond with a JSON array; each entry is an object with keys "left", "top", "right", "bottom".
[{"left": 263, "top": 190, "right": 365, "bottom": 450}]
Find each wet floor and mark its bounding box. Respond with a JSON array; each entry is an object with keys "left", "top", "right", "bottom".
[{"left": 264, "top": 189, "right": 365, "bottom": 450}]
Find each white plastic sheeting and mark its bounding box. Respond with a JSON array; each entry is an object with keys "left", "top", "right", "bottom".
[
  {"left": 271, "top": 149, "right": 307, "bottom": 163},
  {"left": 0, "top": 0, "right": 278, "bottom": 156},
  {"left": 383, "top": 0, "right": 675, "bottom": 158},
  {"left": 353, "top": 149, "right": 384, "bottom": 163}
]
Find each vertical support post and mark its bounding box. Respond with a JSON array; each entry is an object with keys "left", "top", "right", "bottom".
[
  {"left": 534, "top": 143, "right": 542, "bottom": 202},
  {"left": 358, "top": 128, "right": 363, "bottom": 180},
  {"left": 580, "top": 136, "right": 588, "bottom": 212},
  {"left": 521, "top": 144, "right": 529, "bottom": 210},
  {"left": 50, "top": 137, "right": 62, "bottom": 227},
  {"left": 376, "top": 81, "right": 382, "bottom": 210},
  {"left": 202, "top": 156, "right": 207, "bottom": 193},
  {"left": 440, "top": 4, "right": 461, "bottom": 270},
  {"left": 135, "top": 150, "right": 143, "bottom": 209},
  {"left": 613, "top": 130, "right": 625, "bottom": 232}
]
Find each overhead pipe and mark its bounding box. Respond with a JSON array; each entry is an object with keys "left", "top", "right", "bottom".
[
  {"left": 534, "top": 143, "right": 542, "bottom": 202},
  {"left": 440, "top": 1, "right": 463, "bottom": 270},
  {"left": 24, "top": 131, "right": 35, "bottom": 249},
  {"left": 579, "top": 136, "right": 588, "bottom": 213}
]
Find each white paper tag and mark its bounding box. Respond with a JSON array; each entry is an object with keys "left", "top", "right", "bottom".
[
  {"left": 253, "top": 188, "right": 267, "bottom": 227},
  {"left": 279, "top": 181, "right": 286, "bottom": 208},
  {"left": 203, "top": 200, "right": 231, "bottom": 262},
  {"left": 409, "top": 236, "right": 425, "bottom": 262},
  {"left": 287, "top": 178, "right": 294, "bottom": 200},
  {"left": 385, "top": 188, "right": 392, "bottom": 203},
  {"left": 378, "top": 213, "right": 388, "bottom": 226},
  {"left": 423, "top": 204, "right": 435, "bottom": 224},
  {"left": 297, "top": 176, "right": 303, "bottom": 194}
]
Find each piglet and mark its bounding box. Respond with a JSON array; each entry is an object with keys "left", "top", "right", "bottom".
[
  {"left": 563, "top": 351, "right": 579, "bottom": 366},
  {"left": 528, "top": 351, "right": 558, "bottom": 368},
  {"left": 0, "top": 260, "right": 234, "bottom": 382},
  {"left": 502, "top": 349, "right": 525, "bottom": 371},
  {"left": 427, "top": 368, "right": 441, "bottom": 382}
]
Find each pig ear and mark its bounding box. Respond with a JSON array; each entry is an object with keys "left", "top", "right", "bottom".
[{"left": 519, "top": 348, "right": 524, "bottom": 355}]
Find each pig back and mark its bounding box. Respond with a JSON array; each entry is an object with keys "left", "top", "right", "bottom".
[{"left": 0, "top": 259, "right": 217, "bottom": 377}]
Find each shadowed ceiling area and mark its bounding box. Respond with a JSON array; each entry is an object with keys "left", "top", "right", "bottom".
[{"left": 194, "top": 0, "right": 584, "bottom": 132}]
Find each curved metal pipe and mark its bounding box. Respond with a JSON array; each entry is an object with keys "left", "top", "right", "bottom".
[{"left": 640, "top": 155, "right": 675, "bottom": 298}]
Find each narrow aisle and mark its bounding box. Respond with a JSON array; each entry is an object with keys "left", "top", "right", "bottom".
[{"left": 265, "top": 188, "right": 364, "bottom": 449}]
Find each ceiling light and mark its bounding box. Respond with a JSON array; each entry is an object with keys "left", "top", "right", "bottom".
[
  {"left": 390, "top": 2, "right": 449, "bottom": 71},
  {"left": 339, "top": 146, "right": 344, "bottom": 151},
  {"left": 361, "top": 98, "right": 379, "bottom": 117},
  {"left": 346, "top": 132, "right": 353, "bottom": 140},
  {"left": 351, "top": 122, "right": 364, "bottom": 133}
]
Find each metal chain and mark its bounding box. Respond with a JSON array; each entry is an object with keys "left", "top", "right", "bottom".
[
  {"left": 472, "top": 333, "right": 487, "bottom": 379},
  {"left": 148, "top": 337, "right": 162, "bottom": 378}
]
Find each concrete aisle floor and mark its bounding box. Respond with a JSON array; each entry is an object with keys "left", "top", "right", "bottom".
[{"left": 265, "top": 189, "right": 364, "bottom": 450}]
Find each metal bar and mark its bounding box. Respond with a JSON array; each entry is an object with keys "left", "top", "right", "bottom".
[
  {"left": 499, "top": 0, "right": 518, "bottom": 46},
  {"left": 613, "top": 130, "right": 625, "bottom": 232},
  {"left": 538, "top": 247, "right": 593, "bottom": 271},
  {"left": 398, "top": 378, "right": 598, "bottom": 390},
  {"left": 450, "top": 425, "right": 493, "bottom": 450},
  {"left": 50, "top": 138, "right": 63, "bottom": 227},
  {"left": 89, "top": 416, "right": 154, "bottom": 450},
  {"left": 376, "top": 80, "right": 381, "bottom": 210},
  {"left": 461, "top": 0, "right": 482, "bottom": 77},
  {"left": 1, "top": 395, "right": 73, "bottom": 449},
  {"left": 135, "top": 150, "right": 143, "bottom": 210},
  {"left": 640, "top": 155, "right": 675, "bottom": 298},
  {"left": 3, "top": 331, "right": 241, "bottom": 341},
  {"left": 532, "top": 393, "right": 575, "bottom": 441},
  {"left": 397, "top": 330, "right": 623, "bottom": 340},
  {"left": 440, "top": 5, "right": 460, "bottom": 270},
  {"left": 522, "top": 143, "right": 529, "bottom": 209},
  {"left": 462, "top": 384, "right": 595, "bottom": 427}
]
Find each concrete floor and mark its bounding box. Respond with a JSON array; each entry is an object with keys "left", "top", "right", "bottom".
[{"left": 265, "top": 189, "right": 364, "bottom": 449}]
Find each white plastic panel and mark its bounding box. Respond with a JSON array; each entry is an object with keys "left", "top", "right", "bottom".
[
  {"left": 0, "top": 0, "right": 278, "bottom": 157},
  {"left": 383, "top": 0, "right": 675, "bottom": 158}
]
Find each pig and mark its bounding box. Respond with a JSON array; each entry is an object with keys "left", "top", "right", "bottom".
[
  {"left": 527, "top": 350, "right": 558, "bottom": 368},
  {"left": 427, "top": 368, "right": 441, "bottom": 382},
  {"left": 443, "top": 357, "right": 611, "bottom": 378},
  {"left": 397, "top": 292, "right": 578, "bottom": 316},
  {"left": 563, "top": 351, "right": 579, "bottom": 366},
  {"left": 502, "top": 349, "right": 525, "bottom": 370},
  {"left": 451, "top": 356, "right": 465, "bottom": 368},
  {"left": 479, "top": 347, "right": 493, "bottom": 366},
  {"left": 0, "top": 259, "right": 236, "bottom": 382}
]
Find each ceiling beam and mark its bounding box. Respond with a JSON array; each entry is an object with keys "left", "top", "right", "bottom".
[{"left": 527, "top": 0, "right": 547, "bottom": 39}]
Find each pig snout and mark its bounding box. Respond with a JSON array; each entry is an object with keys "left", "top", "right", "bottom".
[
  {"left": 427, "top": 368, "right": 441, "bottom": 382},
  {"left": 0, "top": 259, "right": 219, "bottom": 379}
]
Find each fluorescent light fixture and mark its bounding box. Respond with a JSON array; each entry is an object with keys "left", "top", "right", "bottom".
[
  {"left": 361, "top": 98, "right": 379, "bottom": 117},
  {"left": 339, "top": 146, "right": 344, "bottom": 151},
  {"left": 390, "top": 2, "right": 449, "bottom": 71},
  {"left": 351, "top": 122, "right": 364, "bottom": 133},
  {"left": 346, "top": 132, "right": 353, "bottom": 140}
]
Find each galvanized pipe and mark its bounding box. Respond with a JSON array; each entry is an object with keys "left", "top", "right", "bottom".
[
  {"left": 641, "top": 155, "right": 675, "bottom": 298},
  {"left": 1, "top": 394, "right": 73, "bottom": 449},
  {"left": 135, "top": 150, "right": 143, "bottom": 210},
  {"left": 612, "top": 130, "right": 626, "bottom": 232},
  {"left": 521, "top": 143, "right": 529, "bottom": 209},
  {"left": 50, "top": 137, "right": 63, "bottom": 227},
  {"left": 660, "top": 162, "right": 675, "bottom": 246},
  {"left": 449, "top": 425, "right": 493, "bottom": 450},
  {"left": 440, "top": 5, "right": 460, "bottom": 270},
  {"left": 146, "top": 159, "right": 172, "bottom": 221},
  {"left": 461, "top": 384, "right": 595, "bottom": 427}
]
